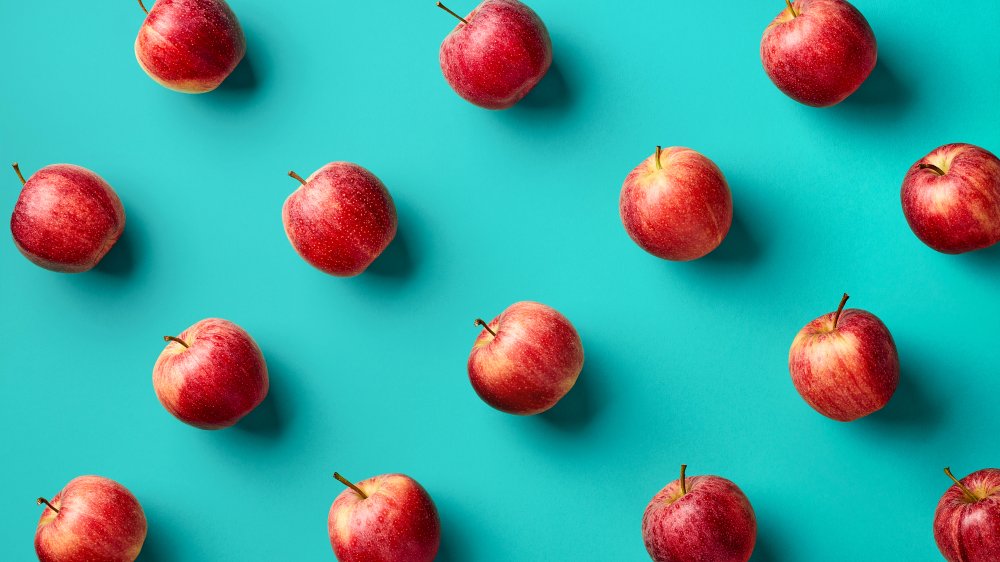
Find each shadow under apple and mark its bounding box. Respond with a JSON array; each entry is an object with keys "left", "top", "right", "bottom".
[
  {"left": 831, "top": 57, "right": 912, "bottom": 122},
  {"left": 218, "top": 50, "right": 259, "bottom": 93},
  {"left": 513, "top": 60, "right": 573, "bottom": 113},
  {"left": 702, "top": 212, "right": 761, "bottom": 265},
  {"left": 95, "top": 222, "right": 138, "bottom": 277},
  {"left": 366, "top": 222, "right": 415, "bottom": 279},
  {"left": 961, "top": 239, "right": 1000, "bottom": 270},
  {"left": 231, "top": 348, "right": 292, "bottom": 440},
  {"left": 431, "top": 492, "right": 476, "bottom": 562},
  {"left": 537, "top": 347, "right": 607, "bottom": 431},
  {"left": 858, "top": 349, "right": 944, "bottom": 434}
]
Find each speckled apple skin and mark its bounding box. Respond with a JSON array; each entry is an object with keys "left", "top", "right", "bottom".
[
  {"left": 789, "top": 308, "right": 898, "bottom": 422},
  {"left": 468, "top": 301, "right": 584, "bottom": 415},
  {"left": 902, "top": 143, "right": 1000, "bottom": 254},
  {"left": 135, "top": 0, "right": 246, "bottom": 93},
  {"left": 439, "top": 0, "right": 552, "bottom": 110},
  {"left": 934, "top": 468, "right": 1000, "bottom": 562},
  {"left": 620, "top": 147, "right": 732, "bottom": 262},
  {"left": 642, "top": 475, "right": 757, "bottom": 562},
  {"left": 328, "top": 474, "right": 441, "bottom": 562},
  {"left": 282, "top": 162, "right": 397, "bottom": 277},
  {"left": 153, "top": 318, "right": 269, "bottom": 429},
  {"left": 761, "top": 0, "right": 877, "bottom": 107},
  {"left": 35, "top": 476, "right": 147, "bottom": 562},
  {"left": 11, "top": 164, "right": 125, "bottom": 273}
]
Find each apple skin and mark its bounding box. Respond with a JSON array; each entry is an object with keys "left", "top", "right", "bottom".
[
  {"left": 328, "top": 473, "right": 441, "bottom": 562},
  {"left": 468, "top": 301, "right": 584, "bottom": 415},
  {"left": 439, "top": 0, "right": 552, "bottom": 110},
  {"left": 35, "top": 475, "right": 147, "bottom": 562},
  {"left": 934, "top": 468, "right": 1000, "bottom": 562},
  {"left": 761, "top": 0, "right": 877, "bottom": 107},
  {"left": 620, "top": 147, "right": 733, "bottom": 261},
  {"left": 152, "top": 318, "right": 269, "bottom": 429},
  {"left": 901, "top": 143, "right": 1000, "bottom": 254},
  {"left": 282, "top": 162, "right": 397, "bottom": 277},
  {"left": 642, "top": 470, "right": 756, "bottom": 562},
  {"left": 10, "top": 164, "right": 125, "bottom": 273},
  {"left": 788, "top": 296, "right": 899, "bottom": 422},
  {"left": 135, "top": 0, "right": 246, "bottom": 93}
]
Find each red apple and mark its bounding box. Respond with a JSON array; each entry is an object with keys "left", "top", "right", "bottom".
[
  {"left": 761, "top": 0, "right": 877, "bottom": 107},
  {"left": 152, "top": 318, "right": 268, "bottom": 429},
  {"left": 620, "top": 146, "right": 732, "bottom": 261},
  {"left": 283, "top": 163, "right": 397, "bottom": 277},
  {"left": 642, "top": 465, "right": 756, "bottom": 562},
  {"left": 934, "top": 467, "right": 1000, "bottom": 562},
  {"left": 35, "top": 476, "right": 147, "bottom": 562},
  {"left": 328, "top": 472, "right": 440, "bottom": 562},
  {"left": 10, "top": 162, "right": 125, "bottom": 273},
  {"left": 789, "top": 293, "right": 899, "bottom": 421},
  {"left": 901, "top": 143, "right": 1000, "bottom": 254},
  {"left": 468, "top": 301, "right": 583, "bottom": 415},
  {"left": 437, "top": 0, "right": 552, "bottom": 110},
  {"left": 135, "top": 0, "right": 246, "bottom": 93}
]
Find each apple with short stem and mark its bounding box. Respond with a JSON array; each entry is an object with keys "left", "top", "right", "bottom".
[
  {"left": 934, "top": 467, "right": 1000, "bottom": 562},
  {"left": 328, "top": 472, "right": 440, "bottom": 562}
]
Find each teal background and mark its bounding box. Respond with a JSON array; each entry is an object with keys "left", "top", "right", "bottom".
[{"left": 2, "top": 1, "right": 999, "bottom": 560}]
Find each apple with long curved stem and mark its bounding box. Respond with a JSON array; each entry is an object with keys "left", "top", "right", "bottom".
[
  {"left": 134, "top": 0, "right": 246, "bottom": 93},
  {"left": 35, "top": 476, "right": 147, "bottom": 562},
  {"left": 620, "top": 146, "right": 733, "bottom": 261},
  {"left": 437, "top": 0, "right": 552, "bottom": 109},
  {"left": 761, "top": 0, "right": 877, "bottom": 107},
  {"left": 901, "top": 143, "right": 1000, "bottom": 254},
  {"left": 328, "top": 472, "right": 440, "bottom": 562},
  {"left": 282, "top": 163, "right": 397, "bottom": 277},
  {"left": 642, "top": 465, "right": 757, "bottom": 562},
  {"left": 468, "top": 301, "right": 584, "bottom": 415},
  {"left": 10, "top": 162, "right": 125, "bottom": 273},
  {"left": 788, "top": 293, "right": 899, "bottom": 421},
  {"left": 934, "top": 467, "right": 1000, "bottom": 561}
]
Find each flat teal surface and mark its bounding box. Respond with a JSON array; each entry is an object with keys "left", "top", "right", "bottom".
[{"left": 2, "top": 1, "right": 999, "bottom": 560}]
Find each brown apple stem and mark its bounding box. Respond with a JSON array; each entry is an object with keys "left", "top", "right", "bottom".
[
  {"left": 334, "top": 472, "right": 368, "bottom": 499},
  {"left": 679, "top": 464, "right": 687, "bottom": 495},
  {"left": 919, "top": 163, "right": 946, "bottom": 176},
  {"left": 288, "top": 171, "right": 307, "bottom": 186},
  {"left": 785, "top": 0, "right": 798, "bottom": 17},
  {"left": 37, "top": 498, "right": 60, "bottom": 514},
  {"left": 474, "top": 318, "right": 497, "bottom": 337},
  {"left": 163, "top": 335, "right": 190, "bottom": 349},
  {"left": 12, "top": 162, "right": 26, "bottom": 185},
  {"left": 654, "top": 146, "right": 663, "bottom": 171},
  {"left": 944, "top": 467, "right": 980, "bottom": 502},
  {"left": 436, "top": 2, "right": 469, "bottom": 24},
  {"left": 138, "top": 0, "right": 148, "bottom": 14},
  {"left": 832, "top": 293, "right": 849, "bottom": 329}
]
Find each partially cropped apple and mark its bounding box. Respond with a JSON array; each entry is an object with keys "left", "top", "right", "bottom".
[
  {"left": 10, "top": 162, "right": 125, "bottom": 273},
  {"left": 35, "top": 476, "right": 147, "bottom": 562},
  {"left": 901, "top": 143, "right": 1000, "bottom": 254},
  {"left": 468, "top": 301, "right": 583, "bottom": 415},
  {"left": 789, "top": 293, "right": 899, "bottom": 421},
  {"left": 328, "top": 472, "right": 440, "bottom": 562},
  {"left": 642, "top": 465, "right": 756, "bottom": 562},
  {"left": 437, "top": 0, "right": 552, "bottom": 109},
  {"left": 761, "top": 0, "right": 877, "bottom": 107},
  {"left": 934, "top": 467, "right": 1000, "bottom": 562},
  {"left": 620, "top": 146, "right": 732, "bottom": 261},
  {"left": 135, "top": 0, "right": 246, "bottom": 93},
  {"left": 153, "top": 318, "right": 269, "bottom": 429},
  {"left": 283, "top": 162, "right": 397, "bottom": 277}
]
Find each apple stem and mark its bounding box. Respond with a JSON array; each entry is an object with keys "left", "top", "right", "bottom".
[
  {"left": 832, "top": 293, "right": 849, "bottom": 329},
  {"left": 654, "top": 146, "right": 662, "bottom": 171},
  {"left": 138, "top": 0, "right": 148, "bottom": 14},
  {"left": 944, "top": 467, "right": 980, "bottom": 502},
  {"left": 36, "top": 497, "right": 60, "bottom": 514},
  {"left": 333, "top": 472, "right": 368, "bottom": 499},
  {"left": 12, "top": 162, "right": 26, "bottom": 186},
  {"left": 679, "top": 464, "right": 687, "bottom": 495},
  {"left": 919, "top": 163, "right": 946, "bottom": 176},
  {"left": 163, "top": 335, "right": 190, "bottom": 349},
  {"left": 474, "top": 318, "right": 497, "bottom": 337},
  {"left": 436, "top": 2, "right": 469, "bottom": 25},
  {"left": 785, "top": 0, "right": 798, "bottom": 17},
  {"left": 288, "top": 171, "right": 307, "bottom": 186}
]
